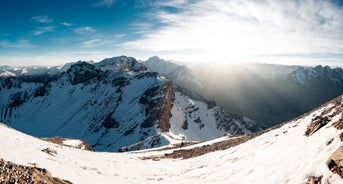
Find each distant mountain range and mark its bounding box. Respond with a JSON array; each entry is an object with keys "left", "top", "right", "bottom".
[
  {"left": 145, "top": 57, "right": 343, "bottom": 128},
  {"left": 0, "top": 56, "right": 257, "bottom": 152}
]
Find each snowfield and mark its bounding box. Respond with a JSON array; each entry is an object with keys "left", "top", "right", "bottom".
[{"left": 1, "top": 96, "right": 343, "bottom": 183}]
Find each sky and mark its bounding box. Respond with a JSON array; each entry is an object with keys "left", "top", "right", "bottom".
[{"left": 1, "top": 0, "right": 343, "bottom": 66}]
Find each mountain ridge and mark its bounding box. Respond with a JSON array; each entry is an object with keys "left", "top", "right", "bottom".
[{"left": 0, "top": 56, "right": 256, "bottom": 152}]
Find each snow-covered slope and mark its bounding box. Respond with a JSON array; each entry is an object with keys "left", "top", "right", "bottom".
[
  {"left": 0, "top": 56, "right": 255, "bottom": 152},
  {"left": 169, "top": 91, "right": 255, "bottom": 141},
  {"left": 1, "top": 95, "right": 343, "bottom": 183}
]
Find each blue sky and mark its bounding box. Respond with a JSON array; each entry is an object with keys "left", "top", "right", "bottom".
[{"left": 1, "top": 0, "right": 343, "bottom": 66}]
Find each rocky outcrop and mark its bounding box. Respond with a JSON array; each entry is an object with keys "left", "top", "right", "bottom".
[
  {"left": 156, "top": 82, "right": 174, "bottom": 132},
  {"left": 140, "top": 82, "right": 174, "bottom": 132},
  {"left": 118, "top": 134, "right": 164, "bottom": 152},
  {"left": 305, "top": 116, "right": 331, "bottom": 136},
  {"left": 67, "top": 61, "right": 100, "bottom": 85},
  {"left": 329, "top": 146, "right": 343, "bottom": 178},
  {"left": 306, "top": 176, "right": 323, "bottom": 184},
  {"left": 0, "top": 158, "right": 71, "bottom": 184}
]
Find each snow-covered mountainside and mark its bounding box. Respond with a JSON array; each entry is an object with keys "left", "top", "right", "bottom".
[
  {"left": 1, "top": 95, "right": 343, "bottom": 183},
  {"left": 143, "top": 56, "right": 203, "bottom": 91},
  {"left": 0, "top": 56, "right": 255, "bottom": 152}
]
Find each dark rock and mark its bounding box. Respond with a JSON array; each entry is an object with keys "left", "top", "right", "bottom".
[
  {"left": 102, "top": 113, "right": 120, "bottom": 129},
  {"left": 67, "top": 61, "right": 100, "bottom": 85}
]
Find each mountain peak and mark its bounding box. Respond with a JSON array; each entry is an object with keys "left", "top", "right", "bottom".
[{"left": 96, "top": 55, "right": 147, "bottom": 72}]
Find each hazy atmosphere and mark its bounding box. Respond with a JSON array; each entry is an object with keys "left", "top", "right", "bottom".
[{"left": 1, "top": 0, "right": 343, "bottom": 66}]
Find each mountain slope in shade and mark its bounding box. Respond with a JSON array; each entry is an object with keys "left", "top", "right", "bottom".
[
  {"left": 0, "top": 56, "right": 255, "bottom": 152},
  {"left": 188, "top": 62, "right": 343, "bottom": 128},
  {"left": 1, "top": 95, "right": 343, "bottom": 183}
]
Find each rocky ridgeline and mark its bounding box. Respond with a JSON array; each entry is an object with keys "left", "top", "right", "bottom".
[
  {"left": 0, "top": 158, "right": 71, "bottom": 184},
  {"left": 0, "top": 56, "right": 258, "bottom": 152}
]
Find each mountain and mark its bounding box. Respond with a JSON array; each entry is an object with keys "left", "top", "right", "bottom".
[
  {"left": 143, "top": 56, "right": 203, "bottom": 92},
  {"left": 1, "top": 94, "right": 343, "bottom": 183},
  {"left": 145, "top": 57, "right": 343, "bottom": 128},
  {"left": 0, "top": 56, "right": 256, "bottom": 152}
]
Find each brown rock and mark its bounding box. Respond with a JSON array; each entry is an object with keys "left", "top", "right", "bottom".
[
  {"left": 0, "top": 158, "right": 71, "bottom": 184},
  {"left": 329, "top": 146, "right": 343, "bottom": 178},
  {"left": 305, "top": 116, "right": 331, "bottom": 136},
  {"left": 307, "top": 175, "right": 322, "bottom": 184}
]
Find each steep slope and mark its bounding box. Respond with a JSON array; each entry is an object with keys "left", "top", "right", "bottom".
[
  {"left": 0, "top": 56, "right": 255, "bottom": 152},
  {"left": 1, "top": 95, "right": 343, "bottom": 183}
]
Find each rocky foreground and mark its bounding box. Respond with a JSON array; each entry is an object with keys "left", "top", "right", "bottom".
[{"left": 0, "top": 158, "right": 71, "bottom": 184}]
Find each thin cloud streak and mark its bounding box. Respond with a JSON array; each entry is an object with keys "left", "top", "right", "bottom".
[
  {"left": 123, "top": 0, "right": 343, "bottom": 63},
  {"left": 61, "top": 22, "right": 73, "bottom": 27},
  {"left": 0, "top": 40, "right": 34, "bottom": 48},
  {"left": 114, "top": 34, "right": 126, "bottom": 38},
  {"left": 80, "top": 39, "right": 102, "bottom": 48},
  {"left": 31, "top": 15, "right": 54, "bottom": 23},
  {"left": 94, "top": 0, "right": 116, "bottom": 8},
  {"left": 74, "top": 27, "right": 96, "bottom": 34},
  {"left": 33, "top": 26, "right": 55, "bottom": 36}
]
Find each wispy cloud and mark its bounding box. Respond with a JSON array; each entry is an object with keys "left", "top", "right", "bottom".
[
  {"left": 74, "top": 26, "right": 96, "bottom": 34},
  {"left": 135, "top": 0, "right": 188, "bottom": 9},
  {"left": 33, "top": 26, "right": 55, "bottom": 36},
  {"left": 31, "top": 15, "right": 54, "bottom": 23},
  {"left": 114, "top": 34, "right": 126, "bottom": 38},
  {"left": 94, "top": 0, "right": 116, "bottom": 8},
  {"left": 129, "top": 22, "right": 154, "bottom": 34},
  {"left": 123, "top": 0, "right": 343, "bottom": 63},
  {"left": 153, "top": 0, "right": 188, "bottom": 8},
  {"left": 80, "top": 39, "right": 102, "bottom": 48},
  {"left": 61, "top": 22, "right": 73, "bottom": 27},
  {"left": 79, "top": 34, "right": 123, "bottom": 48},
  {"left": 0, "top": 40, "right": 34, "bottom": 48}
]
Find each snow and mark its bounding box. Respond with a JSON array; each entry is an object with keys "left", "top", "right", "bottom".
[
  {"left": 1, "top": 97, "right": 342, "bottom": 183},
  {"left": 169, "top": 92, "right": 226, "bottom": 141},
  {"left": 0, "top": 69, "right": 163, "bottom": 152},
  {"left": 0, "top": 71, "right": 16, "bottom": 76},
  {"left": 63, "top": 139, "right": 84, "bottom": 149}
]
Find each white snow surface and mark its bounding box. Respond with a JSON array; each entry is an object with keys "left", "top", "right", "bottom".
[
  {"left": 169, "top": 92, "right": 226, "bottom": 141},
  {"left": 1, "top": 98, "right": 343, "bottom": 183},
  {"left": 62, "top": 139, "right": 85, "bottom": 149}
]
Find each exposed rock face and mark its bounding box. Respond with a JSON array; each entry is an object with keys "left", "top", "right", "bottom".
[
  {"left": 305, "top": 116, "right": 331, "bottom": 136},
  {"left": 333, "top": 118, "right": 343, "bottom": 130},
  {"left": 306, "top": 176, "right": 323, "bottom": 184},
  {"left": 67, "top": 61, "right": 100, "bottom": 85},
  {"left": 140, "top": 82, "right": 174, "bottom": 132},
  {"left": 119, "top": 134, "right": 165, "bottom": 152},
  {"left": 329, "top": 146, "right": 343, "bottom": 178},
  {"left": 0, "top": 158, "right": 71, "bottom": 184}
]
